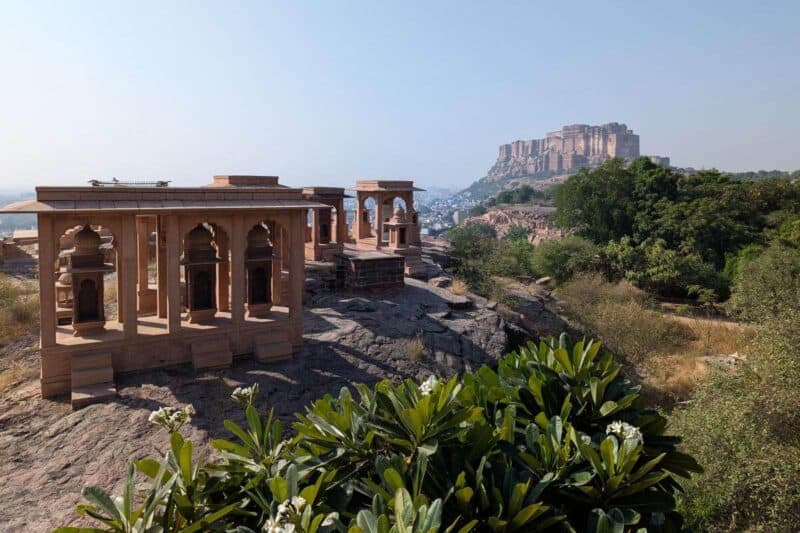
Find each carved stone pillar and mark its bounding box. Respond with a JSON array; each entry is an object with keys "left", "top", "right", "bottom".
[
  {"left": 165, "top": 215, "right": 181, "bottom": 333},
  {"left": 37, "top": 214, "right": 56, "bottom": 348},
  {"left": 230, "top": 215, "right": 245, "bottom": 324}
]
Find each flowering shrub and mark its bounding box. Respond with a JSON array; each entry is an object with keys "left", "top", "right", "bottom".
[{"left": 56, "top": 334, "right": 700, "bottom": 532}]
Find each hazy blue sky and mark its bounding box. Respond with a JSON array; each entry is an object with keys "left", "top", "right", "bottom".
[{"left": 0, "top": 0, "right": 798, "bottom": 190}]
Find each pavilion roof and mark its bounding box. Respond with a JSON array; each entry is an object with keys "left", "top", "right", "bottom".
[
  {"left": 1, "top": 185, "right": 327, "bottom": 214},
  {"left": 354, "top": 180, "right": 425, "bottom": 192}
]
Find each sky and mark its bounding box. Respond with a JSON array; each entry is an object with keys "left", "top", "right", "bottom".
[{"left": 0, "top": 0, "right": 798, "bottom": 191}]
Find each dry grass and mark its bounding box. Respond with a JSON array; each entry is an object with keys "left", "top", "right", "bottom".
[
  {"left": 406, "top": 334, "right": 426, "bottom": 363},
  {"left": 556, "top": 274, "right": 753, "bottom": 405},
  {"left": 0, "top": 363, "right": 38, "bottom": 393},
  {"left": 449, "top": 279, "right": 468, "bottom": 296},
  {"left": 0, "top": 276, "right": 39, "bottom": 345},
  {"left": 104, "top": 280, "right": 118, "bottom": 302}
]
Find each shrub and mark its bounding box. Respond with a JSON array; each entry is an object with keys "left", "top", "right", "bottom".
[
  {"left": 531, "top": 236, "right": 598, "bottom": 284},
  {"left": 406, "top": 334, "right": 425, "bottom": 362},
  {"left": 57, "top": 334, "right": 701, "bottom": 532},
  {"left": 490, "top": 238, "right": 536, "bottom": 279},
  {"left": 446, "top": 223, "right": 498, "bottom": 291},
  {"left": 468, "top": 204, "right": 487, "bottom": 217},
  {"left": 449, "top": 278, "right": 468, "bottom": 296},
  {"left": 673, "top": 309, "right": 800, "bottom": 531},
  {"left": 728, "top": 242, "right": 800, "bottom": 321},
  {"left": 505, "top": 224, "right": 528, "bottom": 242},
  {"left": 557, "top": 275, "right": 692, "bottom": 364},
  {"left": 602, "top": 238, "right": 726, "bottom": 299}
]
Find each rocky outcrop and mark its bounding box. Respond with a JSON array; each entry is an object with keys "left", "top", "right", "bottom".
[
  {"left": 466, "top": 205, "right": 562, "bottom": 244},
  {"left": 0, "top": 278, "right": 510, "bottom": 530}
]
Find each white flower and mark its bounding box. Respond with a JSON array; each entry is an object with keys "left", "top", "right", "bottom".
[
  {"left": 148, "top": 405, "right": 195, "bottom": 433},
  {"left": 290, "top": 496, "right": 306, "bottom": 510},
  {"left": 606, "top": 420, "right": 643, "bottom": 444},
  {"left": 419, "top": 375, "right": 439, "bottom": 396},
  {"left": 263, "top": 519, "right": 294, "bottom": 533},
  {"left": 232, "top": 383, "right": 260, "bottom": 406}
]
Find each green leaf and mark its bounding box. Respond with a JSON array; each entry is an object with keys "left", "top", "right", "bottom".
[
  {"left": 384, "top": 468, "right": 405, "bottom": 493},
  {"left": 510, "top": 502, "right": 547, "bottom": 530},
  {"left": 179, "top": 440, "right": 193, "bottom": 484},
  {"left": 600, "top": 437, "right": 618, "bottom": 477},
  {"left": 82, "top": 486, "right": 122, "bottom": 523},
  {"left": 269, "top": 476, "right": 288, "bottom": 502},
  {"left": 134, "top": 458, "right": 162, "bottom": 479},
  {"left": 179, "top": 501, "right": 240, "bottom": 533},
  {"left": 599, "top": 401, "right": 619, "bottom": 417}
]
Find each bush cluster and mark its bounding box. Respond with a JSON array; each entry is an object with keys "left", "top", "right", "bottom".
[
  {"left": 671, "top": 240, "right": 800, "bottom": 531},
  {"left": 554, "top": 158, "right": 800, "bottom": 299},
  {"left": 446, "top": 223, "right": 598, "bottom": 291},
  {"left": 57, "top": 335, "right": 700, "bottom": 532}
]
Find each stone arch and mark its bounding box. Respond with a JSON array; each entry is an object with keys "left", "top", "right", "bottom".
[
  {"left": 182, "top": 223, "right": 221, "bottom": 321},
  {"left": 243, "top": 217, "right": 287, "bottom": 308},
  {"left": 391, "top": 196, "right": 407, "bottom": 211},
  {"left": 361, "top": 195, "right": 378, "bottom": 238}
]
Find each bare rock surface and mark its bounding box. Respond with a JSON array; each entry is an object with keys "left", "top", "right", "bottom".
[{"left": 0, "top": 278, "right": 508, "bottom": 530}]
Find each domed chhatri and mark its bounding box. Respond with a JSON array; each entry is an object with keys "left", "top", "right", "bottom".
[
  {"left": 66, "top": 225, "right": 114, "bottom": 336},
  {"left": 73, "top": 225, "right": 102, "bottom": 254},
  {"left": 390, "top": 206, "right": 406, "bottom": 223},
  {"left": 352, "top": 180, "right": 425, "bottom": 277},
  {"left": 182, "top": 224, "right": 223, "bottom": 324}
]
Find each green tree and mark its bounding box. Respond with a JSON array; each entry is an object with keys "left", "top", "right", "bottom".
[
  {"left": 531, "top": 236, "right": 598, "bottom": 283},
  {"left": 468, "top": 204, "right": 487, "bottom": 217},
  {"left": 505, "top": 224, "right": 528, "bottom": 242},
  {"left": 446, "top": 223, "right": 498, "bottom": 290},
  {"left": 729, "top": 243, "right": 800, "bottom": 321},
  {"left": 602, "top": 238, "right": 724, "bottom": 299},
  {"left": 554, "top": 159, "right": 635, "bottom": 243}
]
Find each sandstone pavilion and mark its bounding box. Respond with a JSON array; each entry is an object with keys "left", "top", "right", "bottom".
[{"left": 2, "top": 176, "right": 427, "bottom": 408}]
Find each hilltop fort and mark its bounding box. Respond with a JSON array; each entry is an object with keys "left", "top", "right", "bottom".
[
  {"left": 491, "top": 122, "right": 640, "bottom": 180},
  {"left": 461, "top": 122, "right": 667, "bottom": 199}
]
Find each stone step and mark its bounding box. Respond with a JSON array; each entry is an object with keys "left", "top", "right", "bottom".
[
  {"left": 71, "top": 351, "right": 112, "bottom": 372},
  {"left": 71, "top": 366, "right": 114, "bottom": 388},
  {"left": 254, "top": 328, "right": 289, "bottom": 344},
  {"left": 192, "top": 351, "right": 233, "bottom": 370},
  {"left": 190, "top": 337, "right": 230, "bottom": 355},
  {"left": 254, "top": 341, "right": 293, "bottom": 363},
  {"left": 403, "top": 255, "right": 427, "bottom": 278},
  {"left": 191, "top": 338, "right": 232, "bottom": 370},
  {"left": 71, "top": 382, "right": 117, "bottom": 409}
]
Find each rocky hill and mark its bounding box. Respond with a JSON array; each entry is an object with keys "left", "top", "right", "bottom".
[
  {"left": 460, "top": 122, "right": 642, "bottom": 200},
  {"left": 466, "top": 204, "right": 562, "bottom": 244}
]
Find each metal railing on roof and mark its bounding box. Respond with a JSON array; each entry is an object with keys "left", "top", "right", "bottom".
[{"left": 88, "top": 178, "right": 171, "bottom": 188}]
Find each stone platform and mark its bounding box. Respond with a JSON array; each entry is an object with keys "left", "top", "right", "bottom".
[
  {"left": 334, "top": 250, "right": 405, "bottom": 290},
  {"left": 43, "top": 308, "right": 293, "bottom": 400}
]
